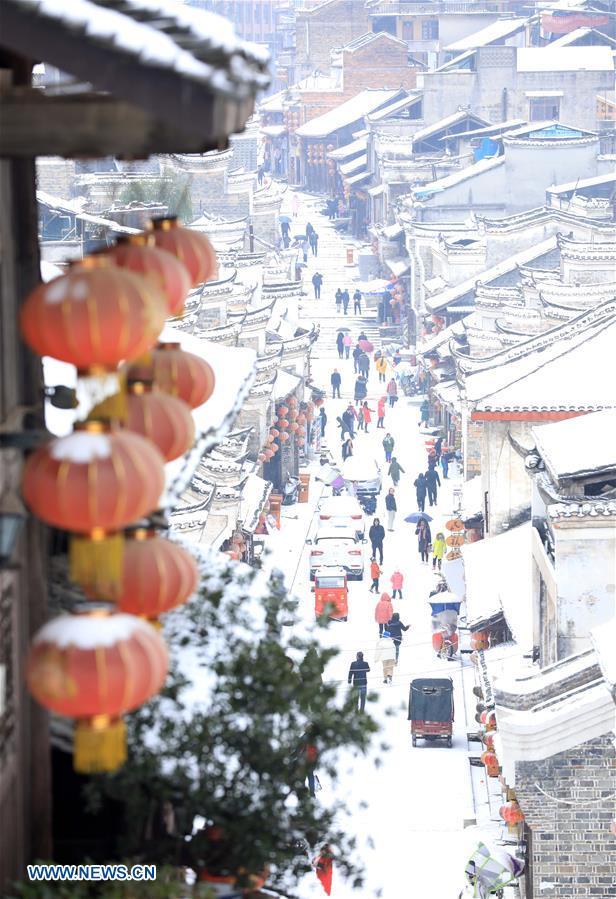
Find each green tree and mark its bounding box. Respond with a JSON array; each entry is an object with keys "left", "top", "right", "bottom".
[
  {"left": 116, "top": 173, "right": 193, "bottom": 223},
  {"left": 82, "top": 552, "right": 379, "bottom": 896}
]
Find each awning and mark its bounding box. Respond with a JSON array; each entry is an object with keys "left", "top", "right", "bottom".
[
  {"left": 461, "top": 523, "right": 533, "bottom": 652},
  {"left": 385, "top": 256, "right": 410, "bottom": 277},
  {"left": 345, "top": 170, "right": 371, "bottom": 187},
  {"left": 328, "top": 137, "right": 367, "bottom": 160},
  {"left": 262, "top": 124, "right": 286, "bottom": 137},
  {"left": 433, "top": 379, "right": 460, "bottom": 408},
  {"left": 273, "top": 368, "right": 302, "bottom": 400},
  {"left": 339, "top": 154, "right": 367, "bottom": 176},
  {"left": 368, "top": 183, "right": 385, "bottom": 197},
  {"left": 239, "top": 474, "right": 272, "bottom": 534}
]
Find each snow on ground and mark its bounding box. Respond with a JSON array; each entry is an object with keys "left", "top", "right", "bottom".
[{"left": 257, "top": 193, "right": 486, "bottom": 898}]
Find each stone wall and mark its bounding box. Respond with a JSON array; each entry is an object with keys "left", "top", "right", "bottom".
[
  {"left": 465, "top": 419, "right": 483, "bottom": 479},
  {"left": 36, "top": 158, "right": 77, "bottom": 200},
  {"left": 480, "top": 419, "right": 532, "bottom": 534},
  {"left": 295, "top": 0, "right": 371, "bottom": 75},
  {"left": 515, "top": 733, "right": 616, "bottom": 899}
]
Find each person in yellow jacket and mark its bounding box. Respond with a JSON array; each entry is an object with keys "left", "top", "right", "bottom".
[
  {"left": 432, "top": 532, "right": 446, "bottom": 571},
  {"left": 376, "top": 355, "right": 388, "bottom": 383}
]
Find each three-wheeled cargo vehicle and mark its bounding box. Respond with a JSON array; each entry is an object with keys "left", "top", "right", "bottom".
[
  {"left": 313, "top": 567, "right": 348, "bottom": 621},
  {"left": 408, "top": 677, "right": 454, "bottom": 747}
]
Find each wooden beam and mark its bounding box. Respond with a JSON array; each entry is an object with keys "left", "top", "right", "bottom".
[{"left": 0, "top": 91, "right": 243, "bottom": 158}]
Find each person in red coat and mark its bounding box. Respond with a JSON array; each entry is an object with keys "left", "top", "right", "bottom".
[
  {"left": 374, "top": 591, "right": 394, "bottom": 636},
  {"left": 360, "top": 401, "right": 374, "bottom": 433},
  {"left": 377, "top": 396, "right": 386, "bottom": 428}
]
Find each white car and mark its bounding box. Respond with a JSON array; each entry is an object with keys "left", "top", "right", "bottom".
[
  {"left": 307, "top": 526, "right": 365, "bottom": 580},
  {"left": 341, "top": 455, "right": 382, "bottom": 496},
  {"left": 317, "top": 496, "right": 366, "bottom": 539}
]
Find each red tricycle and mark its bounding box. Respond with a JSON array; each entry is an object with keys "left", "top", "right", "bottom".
[{"left": 313, "top": 567, "right": 348, "bottom": 621}]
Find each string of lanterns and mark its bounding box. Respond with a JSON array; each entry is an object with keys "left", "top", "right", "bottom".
[{"left": 19, "top": 217, "right": 217, "bottom": 773}]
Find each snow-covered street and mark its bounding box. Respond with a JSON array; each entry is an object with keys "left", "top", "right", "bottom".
[{"left": 265, "top": 192, "right": 482, "bottom": 899}]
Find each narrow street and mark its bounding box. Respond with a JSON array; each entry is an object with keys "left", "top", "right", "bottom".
[{"left": 268, "top": 193, "right": 477, "bottom": 899}]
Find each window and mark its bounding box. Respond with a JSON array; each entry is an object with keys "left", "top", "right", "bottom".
[
  {"left": 529, "top": 96, "right": 560, "bottom": 121},
  {"left": 422, "top": 20, "right": 439, "bottom": 40}
]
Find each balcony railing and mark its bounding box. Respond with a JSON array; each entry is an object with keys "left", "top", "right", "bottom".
[{"left": 370, "top": 1, "right": 513, "bottom": 15}]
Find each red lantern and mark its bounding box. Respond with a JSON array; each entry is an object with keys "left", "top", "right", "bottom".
[
  {"left": 269, "top": 428, "right": 280, "bottom": 439},
  {"left": 149, "top": 217, "right": 217, "bottom": 287},
  {"left": 499, "top": 801, "right": 525, "bottom": 826},
  {"left": 277, "top": 405, "right": 289, "bottom": 417},
  {"left": 278, "top": 418, "right": 289, "bottom": 430},
  {"left": 481, "top": 750, "right": 500, "bottom": 778},
  {"left": 297, "top": 413, "right": 307, "bottom": 426},
  {"left": 279, "top": 432, "right": 290, "bottom": 443},
  {"left": 26, "top": 609, "right": 168, "bottom": 771},
  {"left": 224, "top": 549, "right": 240, "bottom": 561},
  {"left": 263, "top": 448, "right": 274, "bottom": 460},
  {"left": 126, "top": 382, "right": 195, "bottom": 461},
  {"left": 107, "top": 233, "right": 191, "bottom": 316},
  {"left": 270, "top": 443, "right": 279, "bottom": 453},
  {"left": 258, "top": 453, "right": 266, "bottom": 463},
  {"left": 288, "top": 397, "right": 298, "bottom": 409},
  {"left": 266, "top": 434, "right": 274, "bottom": 445},
  {"left": 22, "top": 421, "right": 165, "bottom": 597},
  {"left": 113, "top": 530, "right": 198, "bottom": 619},
  {"left": 289, "top": 421, "right": 300, "bottom": 432},
  {"left": 482, "top": 732, "right": 495, "bottom": 752},
  {"left": 129, "top": 342, "right": 215, "bottom": 409},
  {"left": 313, "top": 397, "right": 324, "bottom": 407},
  {"left": 480, "top": 709, "right": 497, "bottom": 732},
  {"left": 20, "top": 256, "right": 167, "bottom": 371},
  {"left": 471, "top": 631, "right": 490, "bottom": 651},
  {"left": 288, "top": 409, "right": 299, "bottom": 422}
]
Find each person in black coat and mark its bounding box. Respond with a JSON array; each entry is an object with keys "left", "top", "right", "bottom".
[
  {"left": 369, "top": 518, "right": 385, "bottom": 564},
  {"left": 348, "top": 651, "right": 370, "bottom": 712},
  {"left": 385, "top": 612, "right": 409, "bottom": 663},
  {"left": 415, "top": 517, "right": 432, "bottom": 563},
  {"left": 354, "top": 375, "right": 367, "bottom": 406},
  {"left": 341, "top": 289, "right": 350, "bottom": 315},
  {"left": 352, "top": 344, "right": 362, "bottom": 373},
  {"left": 353, "top": 289, "right": 362, "bottom": 314},
  {"left": 319, "top": 407, "right": 327, "bottom": 433},
  {"left": 336, "top": 331, "right": 344, "bottom": 359},
  {"left": 433, "top": 436, "right": 443, "bottom": 463},
  {"left": 414, "top": 472, "right": 427, "bottom": 512},
  {"left": 385, "top": 488, "right": 397, "bottom": 531},
  {"left": 312, "top": 271, "right": 323, "bottom": 299},
  {"left": 341, "top": 406, "right": 356, "bottom": 438},
  {"left": 331, "top": 369, "right": 341, "bottom": 399},
  {"left": 342, "top": 438, "right": 353, "bottom": 461},
  {"left": 425, "top": 467, "right": 441, "bottom": 506}
]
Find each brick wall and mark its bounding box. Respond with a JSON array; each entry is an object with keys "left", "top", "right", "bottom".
[
  {"left": 515, "top": 733, "right": 616, "bottom": 898},
  {"left": 295, "top": 0, "right": 371, "bottom": 71},
  {"left": 343, "top": 41, "right": 417, "bottom": 93}
]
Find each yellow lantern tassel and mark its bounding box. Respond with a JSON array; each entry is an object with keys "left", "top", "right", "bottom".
[
  {"left": 86, "top": 369, "right": 128, "bottom": 423},
  {"left": 69, "top": 531, "right": 124, "bottom": 599},
  {"left": 74, "top": 716, "right": 127, "bottom": 773}
]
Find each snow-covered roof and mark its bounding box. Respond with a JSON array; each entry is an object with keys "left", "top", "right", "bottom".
[
  {"left": 339, "top": 154, "right": 367, "bottom": 176},
  {"left": 425, "top": 236, "right": 557, "bottom": 313},
  {"left": 466, "top": 302, "right": 616, "bottom": 413},
  {"left": 385, "top": 256, "right": 411, "bottom": 277},
  {"left": 345, "top": 170, "right": 370, "bottom": 186},
  {"left": 328, "top": 137, "right": 367, "bottom": 160},
  {"left": 273, "top": 368, "right": 302, "bottom": 400},
  {"left": 445, "top": 17, "right": 529, "bottom": 52},
  {"left": 546, "top": 171, "right": 616, "bottom": 195},
  {"left": 414, "top": 154, "right": 503, "bottom": 201},
  {"left": 435, "top": 49, "right": 477, "bottom": 73},
  {"left": 261, "top": 124, "right": 286, "bottom": 138},
  {"left": 532, "top": 409, "right": 616, "bottom": 482},
  {"left": 367, "top": 92, "right": 421, "bottom": 122},
  {"left": 516, "top": 45, "right": 614, "bottom": 71},
  {"left": 412, "top": 110, "right": 488, "bottom": 145},
  {"left": 295, "top": 89, "right": 403, "bottom": 139},
  {"left": 259, "top": 91, "right": 285, "bottom": 113},
  {"left": 238, "top": 473, "right": 272, "bottom": 534},
  {"left": 37, "top": 190, "right": 139, "bottom": 234},
  {"left": 462, "top": 522, "right": 533, "bottom": 651},
  {"left": 4, "top": 0, "right": 270, "bottom": 140},
  {"left": 548, "top": 26, "right": 616, "bottom": 48}
]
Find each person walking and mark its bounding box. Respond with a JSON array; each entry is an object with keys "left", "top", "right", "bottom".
[
  {"left": 343, "top": 332, "right": 352, "bottom": 359},
  {"left": 305, "top": 222, "right": 315, "bottom": 242},
  {"left": 433, "top": 436, "right": 443, "bottom": 464},
  {"left": 432, "top": 532, "right": 446, "bottom": 571},
  {"left": 336, "top": 331, "right": 344, "bottom": 359},
  {"left": 441, "top": 450, "right": 450, "bottom": 479},
  {"left": 342, "top": 289, "right": 350, "bottom": 315},
  {"left": 348, "top": 652, "right": 370, "bottom": 712},
  {"left": 357, "top": 405, "right": 365, "bottom": 432},
  {"left": 342, "top": 438, "right": 353, "bottom": 461},
  {"left": 377, "top": 396, "right": 386, "bottom": 429},
  {"left": 415, "top": 517, "right": 432, "bottom": 564},
  {"left": 361, "top": 401, "right": 374, "bottom": 433},
  {"left": 391, "top": 569, "right": 403, "bottom": 600},
  {"left": 376, "top": 355, "right": 387, "bottom": 383},
  {"left": 335, "top": 288, "right": 343, "bottom": 314},
  {"left": 312, "top": 271, "right": 323, "bottom": 299},
  {"left": 309, "top": 230, "right": 319, "bottom": 257},
  {"left": 382, "top": 432, "right": 394, "bottom": 463},
  {"left": 369, "top": 558, "right": 381, "bottom": 593},
  {"left": 358, "top": 352, "right": 370, "bottom": 379},
  {"left": 352, "top": 344, "right": 362, "bottom": 373},
  {"left": 354, "top": 375, "right": 367, "bottom": 406},
  {"left": 418, "top": 399, "right": 430, "bottom": 428},
  {"left": 319, "top": 406, "right": 327, "bottom": 434},
  {"left": 280, "top": 219, "right": 291, "bottom": 247},
  {"left": 386, "top": 612, "right": 410, "bottom": 663},
  {"left": 374, "top": 592, "right": 393, "bottom": 637},
  {"left": 369, "top": 518, "right": 385, "bottom": 564},
  {"left": 300, "top": 238, "right": 308, "bottom": 264},
  {"left": 342, "top": 404, "right": 356, "bottom": 437},
  {"left": 330, "top": 369, "right": 341, "bottom": 399},
  {"left": 386, "top": 377, "right": 398, "bottom": 408},
  {"left": 388, "top": 456, "right": 404, "bottom": 487},
  {"left": 374, "top": 635, "right": 396, "bottom": 684},
  {"left": 414, "top": 473, "right": 428, "bottom": 512},
  {"left": 353, "top": 289, "right": 362, "bottom": 314},
  {"left": 385, "top": 487, "right": 397, "bottom": 531},
  {"left": 425, "top": 467, "right": 441, "bottom": 507}
]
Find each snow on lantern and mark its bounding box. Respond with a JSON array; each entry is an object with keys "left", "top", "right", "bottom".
[
  {"left": 289, "top": 422, "right": 300, "bottom": 433},
  {"left": 277, "top": 405, "right": 289, "bottom": 417},
  {"left": 125, "top": 380, "right": 195, "bottom": 461},
  {"left": 26, "top": 609, "right": 168, "bottom": 772},
  {"left": 288, "top": 409, "right": 299, "bottom": 422},
  {"left": 279, "top": 432, "right": 290, "bottom": 443},
  {"left": 128, "top": 342, "right": 215, "bottom": 409},
  {"left": 20, "top": 255, "right": 167, "bottom": 372},
  {"left": 21, "top": 422, "right": 165, "bottom": 597},
  {"left": 258, "top": 453, "right": 267, "bottom": 463},
  {"left": 471, "top": 631, "right": 490, "bottom": 651},
  {"left": 107, "top": 233, "right": 191, "bottom": 316},
  {"left": 269, "top": 428, "right": 280, "bottom": 439},
  {"left": 481, "top": 750, "right": 500, "bottom": 778},
  {"left": 149, "top": 217, "right": 217, "bottom": 287},
  {"left": 499, "top": 801, "right": 525, "bottom": 828},
  {"left": 278, "top": 418, "right": 290, "bottom": 430}
]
